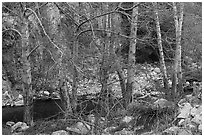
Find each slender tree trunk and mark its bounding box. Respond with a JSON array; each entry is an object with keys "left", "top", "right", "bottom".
[
  {"left": 125, "top": 3, "right": 138, "bottom": 108},
  {"left": 172, "top": 2, "right": 184, "bottom": 99},
  {"left": 177, "top": 3, "right": 184, "bottom": 96},
  {"left": 71, "top": 2, "right": 80, "bottom": 113},
  {"left": 21, "top": 14, "right": 33, "bottom": 126},
  {"left": 59, "top": 78, "right": 72, "bottom": 116},
  {"left": 71, "top": 37, "right": 79, "bottom": 113},
  {"left": 111, "top": 3, "right": 126, "bottom": 105},
  {"left": 45, "top": 3, "right": 73, "bottom": 115},
  {"left": 153, "top": 2, "right": 170, "bottom": 95}
]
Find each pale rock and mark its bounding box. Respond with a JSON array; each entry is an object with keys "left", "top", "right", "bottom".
[
  {"left": 154, "top": 67, "right": 160, "bottom": 73},
  {"left": 6, "top": 121, "right": 15, "bottom": 127},
  {"left": 104, "top": 126, "right": 116, "bottom": 133},
  {"left": 66, "top": 122, "right": 91, "bottom": 135},
  {"left": 15, "top": 100, "right": 24, "bottom": 106},
  {"left": 187, "top": 123, "right": 197, "bottom": 132},
  {"left": 191, "top": 114, "right": 202, "bottom": 125},
  {"left": 18, "top": 94, "right": 23, "bottom": 99},
  {"left": 177, "top": 103, "right": 192, "bottom": 119},
  {"left": 198, "top": 124, "right": 202, "bottom": 132},
  {"left": 52, "top": 130, "right": 69, "bottom": 135},
  {"left": 121, "top": 116, "right": 133, "bottom": 124},
  {"left": 163, "top": 126, "right": 180, "bottom": 135},
  {"left": 154, "top": 98, "right": 174, "bottom": 108},
  {"left": 11, "top": 122, "right": 29, "bottom": 132},
  {"left": 177, "top": 129, "right": 192, "bottom": 135},
  {"left": 87, "top": 114, "right": 95, "bottom": 123}
]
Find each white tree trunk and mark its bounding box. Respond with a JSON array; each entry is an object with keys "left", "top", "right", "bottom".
[
  {"left": 153, "top": 2, "right": 170, "bottom": 94},
  {"left": 172, "top": 2, "right": 184, "bottom": 98}
]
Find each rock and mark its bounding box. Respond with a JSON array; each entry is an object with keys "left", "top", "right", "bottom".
[
  {"left": 52, "top": 130, "right": 69, "bottom": 135},
  {"left": 114, "top": 129, "right": 134, "bottom": 135},
  {"left": 14, "top": 100, "right": 24, "bottom": 106},
  {"left": 121, "top": 116, "right": 134, "bottom": 124},
  {"left": 163, "top": 126, "right": 180, "bottom": 135},
  {"left": 191, "top": 114, "right": 202, "bottom": 125},
  {"left": 187, "top": 123, "right": 197, "bottom": 132},
  {"left": 6, "top": 121, "right": 15, "bottom": 127},
  {"left": 190, "top": 105, "right": 202, "bottom": 117},
  {"left": 39, "top": 90, "right": 50, "bottom": 97},
  {"left": 177, "top": 103, "right": 192, "bottom": 119},
  {"left": 154, "top": 98, "right": 174, "bottom": 108},
  {"left": 163, "top": 126, "right": 192, "bottom": 135},
  {"left": 11, "top": 122, "right": 29, "bottom": 132},
  {"left": 178, "top": 118, "right": 191, "bottom": 127},
  {"left": 12, "top": 132, "right": 24, "bottom": 135},
  {"left": 177, "top": 129, "right": 192, "bottom": 135},
  {"left": 87, "top": 114, "right": 95, "bottom": 123},
  {"left": 66, "top": 122, "right": 91, "bottom": 135},
  {"left": 104, "top": 126, "right": 116, "bottom": 133},
  {"left": 87, "top": 114, "right": 106, "bottom": 127},
  {"left": 154, "top": 68, "right": 160, "bottom": 73},
  {"left": 198, "top": 124, "right": 202, "bottom": 132},
  {"left": 18, "top": 94, "right": 23, "bottom": 99}
]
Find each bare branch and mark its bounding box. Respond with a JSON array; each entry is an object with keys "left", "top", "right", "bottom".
[
  {"left": 27, "top": 43, "right": 41, "bottom": 58},
  {"left": 2, "top": 4, "right": 20, "bottom": 16},
  {"left": 76, "top": 10, "right": 116, "bottom": 32},
  {"left": 76, "top": 28, "right": 148, "bottom": 43},
  {"left": 118, "top": 3, "right": 141, "bottom": 11},
  {"left": 2, "top": 28, "right": 22, "bottom": 38},
  {"left": 25, "top": 7, "right": 63, "bottom": 58}
]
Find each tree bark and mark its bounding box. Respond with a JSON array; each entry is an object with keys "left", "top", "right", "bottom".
[
  {"left": 125, "top": 2, "right": 138, "bottom": 108},
  {"left": 153, "top": 2, "right": 170, "bottom": 94},
  {"left": 172, "top": 2, "right": 184, "bottom": 99},
  {"left": 71, "top": 2, "right": 80, "bottom": 113},
  {"left": 21, "top": 13, "right": 33, "bottom": 126}
]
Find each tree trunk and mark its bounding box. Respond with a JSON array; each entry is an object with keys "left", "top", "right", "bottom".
[
  {"left": 172, "top": 2, "right": 184, "bottom": 99},
  {"left": 125, "top": 3, "right": 138, "bottom": 108},
  {"left": 59, "top": 79, "right": 72, "bottom": 116},
  {"left": 71, "top": 2, "right": 80, "bottom": 113},
  {"left": 153, "top": 2, "right": 170, "bottom": 95},
  {"left": 21, "top": 14, "right": 33, "bottom": 126}
]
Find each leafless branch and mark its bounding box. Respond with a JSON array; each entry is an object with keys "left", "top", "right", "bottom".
[
  {"left": 26, "top": 7, "right": 63, "bottom": 58},
  {"left": 2, "top": 4, "right": 19, "bottom": 16},
  {"left": 2, "top": 28, "right": 22, "bottom": 38},
  {"left": 76, "top": 28, "right": 149, "bottom": 43},
  {"left": 118, "top": 3, "right": 141, "bottom": 11}
]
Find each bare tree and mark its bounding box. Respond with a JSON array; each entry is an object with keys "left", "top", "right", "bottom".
[
  {"left": 172, "top": 2, "right": 184, "bottom": 99},
  {"left": 125, "top": 2, "right": 139, "bottom": 108},
  {"left": 153, "top": 2, "right": 170, "bottom": 94},
  {"left": 20, "top": 4, "right": 33, "bottom": 126}
]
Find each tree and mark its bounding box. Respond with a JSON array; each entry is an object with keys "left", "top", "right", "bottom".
[
  {"left": 172, "top": 2, "right": 184, "bottom": 99},
  {"left": 125, "top": 2, "right": 139, "bottom": 108},
  {"left": 20, "top": 3, "right": 33, "bottom": 126},
  {"left": 153, "top": 2, "right": 170, "bottom": 94}
]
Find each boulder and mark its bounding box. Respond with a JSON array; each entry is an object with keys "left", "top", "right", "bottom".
[
  {"left": 66, "top": 122, "right": 91, "bottom": 135},
  {"left": 52, "top": 130, "right": 69, "bottom": 135},
  {"left": 11, "top": 122, "right": 29, "bottom": 132},
  {"left": 6, "top": 121, "right": 15, "bottom": 127}
]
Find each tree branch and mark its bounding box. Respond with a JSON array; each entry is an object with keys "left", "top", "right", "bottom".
[
  {"left": 118, "top": 3, "right": 141, "bottom": 11},
  {"left": 2, "top": 4, "right": 19, "bottom": 16},
  {"left": 25, "top": 7, "right": 63, "bottom": 58},
  {"left": 76, "top": 10, "right": 116, "bottom": 32},
  {"left": 76, "top": 28, "right": 148, "bottom": 43},
  {"left": 2, "top": 28, "right": 22, "bottom": 38}
]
